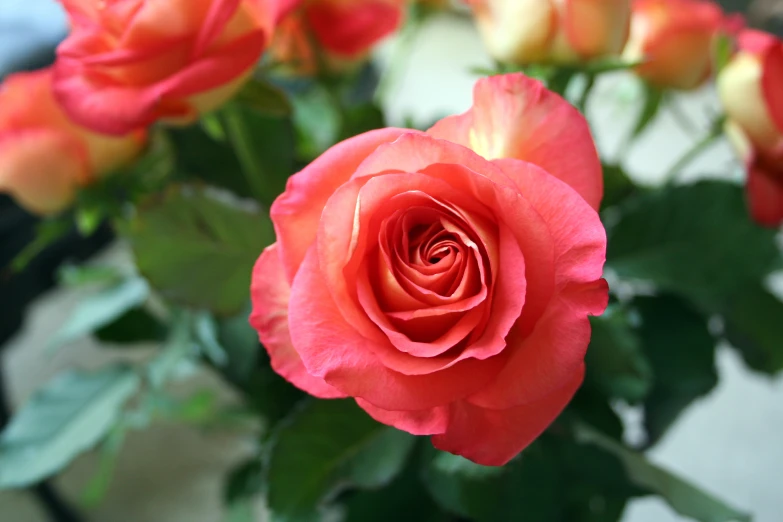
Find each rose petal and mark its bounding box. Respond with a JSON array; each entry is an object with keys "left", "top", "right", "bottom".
[
  {"left": 288, "top": 246, "right": 508, "bottom": 410},
  {"left": 565, "top": 0, "right": 630, "bottom": 58},
  {"left": 746, "top": 151, "right": 783, "bottom": 227},
  {"left": 432, "top": 365, "right": 584, "bottom": 467},
  {"left": 761, "top": 39, "right": 783, "bottom": 134},
  {"left": 427, "top": 73, "right": 603, "bottom": 210},
  {"left": 272, "top": 128, "right": 413, "bottom": 283},
  {"left": 468, "top": 161, "right": 607, "bottom": 409},
  {"left": 0, "top": 130, "right": 87, "bottom": 214},
  {"left": 249, "top": 244, "right": 346, "bottom": 399},
  {"left": 356, "top": 398, "right": 449, "bottom": 435},
  {"left": 305, "top": 0, "right": 404, "bottom": 58}
]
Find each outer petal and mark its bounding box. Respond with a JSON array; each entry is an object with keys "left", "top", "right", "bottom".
[
  {"left": 288, "top": 246, "right": 509, "bottom": 411},
  {"left": 761, "top": 38, "right": 783, "bottom": 135},
  {"left": 565, "top": 0, "right": 630, "bottom": 58},
  {"left": 271, "top": 128, "right": 414, "bottom": 282},
  {"left": 468, "top": 159, "right": 607, "bottom": 409},
  {"left": 432, "top": 365, "right": 585, "bottom": 466},
  {"left": 305, "top": 0, "right": 404, "bottom": 58},
  {"left": 746, "top": 151, "right": 783, "bottom": 228},
  {"left": 249, "top": 244, "right": 346, "bottom": 399},
  {"left": 356, "top": 398, "right": 450, "bottom": 435},
  {"left": 428, "top": 74, "right": 603, "bottom": 210},
  {"left": 0, "top": 131, "right": 88, "bottom": 215}
]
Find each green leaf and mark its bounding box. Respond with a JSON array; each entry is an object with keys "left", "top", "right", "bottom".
[
  {"left": 338, "top": 103, "right": 386, "bottom": 142},
  {"left": 634, "top": 295, "right": 718, "bottom": 446},
  {"left": 235, "top": 79, "right": 292, "bottom": 117},
  {"left": 601, "top": 164, "right": 638, "bottom": 211},
  {"left": 125, "top": 186, "right": 274, "bottom": 316},
  {"left": 586, "top": 307, "right": 652, "bottom": 404},
  {"left": 10, "top": 218, "right": 72, "bottom": 272},
  {"left": 343, "top": 447, "right": 447, "bottom": 522},
  {"left": 631, "top": 83, "right": 664, "bottom": 139},
  {"left": 94, "top": 307, "right": 167, "bottom": 346},
  {"left": 49, "top": 277, "right": 150, "bottom": 350},
  {"left": 291, "top": 84, "right": 342, "bottom": 159},
  {"left": 225, "top": 459, "right": 264, "bottom": 505},
  {"left": 168, "top": 126, "right": 249, "bottom": 198},
  {"left": 147, "top": 312, "right": 197, "bottom": 389},
  {"left": 423, "top": 442, "right": 562, "bottom": 522},
  {"left": 193, "top": 311, "right": 229, "bottom": 366},
  {"left": 265, "top": 399, "right": 416, "bottom": 522},
  {"left": 607, "top": 181, "right": 779, "bottom": 309},
  {"left": 713, "top": 33, "right": 733, "bottom": 74},
  {"left": 722, "top": 283, "right": 783, "bottom": 375},
  {"left": 574, "top": 423, "right": 751, "bottom": 522},
  {"left": 0, "top": 366, "right": 140, "bottom": 488},
  {"left": 59, "top": 264, "right": 124, "bottom": 288},
  {"left": 216, "top": 305, "right": 262, "bottom": 386}
]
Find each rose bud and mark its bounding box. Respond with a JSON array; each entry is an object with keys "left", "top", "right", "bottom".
[
  {"left": 0, "top": 69, "right": 145, "bottom": 215},
  {"left": 53, "top": 0, "right": 282, "bottom": 135},
  {"left": 270, "top": 0, "right": 406, "bottom": 74},
  {"left": 250, "top": 73, "right": 608, "bottom": 466},
  {"left": 624, "top": 0, "right": 729, "bottom": 90},
  {"left": 467, "top": 0, "right": 631, "bottom": 65},
  {"left": 719, "top": 30, "right": 783, "bottom": 227}
]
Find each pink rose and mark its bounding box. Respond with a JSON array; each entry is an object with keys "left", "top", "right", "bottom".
[
  {"left": 250, "top": 74, "right": 608, "bottom": 465},
  {"left": 467, "top": 0, "right": 631, "bottom": 65},
  {"left": 719, "top": 30, "right": 783, "bottom": 227},
  {"left": 0, "top": 69, "right": 145, "bottom": 214},
  {"left": 53, "top": 0, "right": 282, "bottom": 135}
]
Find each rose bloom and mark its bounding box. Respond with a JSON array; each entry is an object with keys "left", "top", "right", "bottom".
[
  {"left": 467, "top": 0, "right": 631, "bottom": 65},
  {"left": 0, "top": 69, "right": 145, "bottom": 215},
  {"left": 624, "top": 0, "right": 729, "bottom": 90},
  {"left": 270, "top": 0, "right": 405, "bottom": 74},
  {"left": 719, "top": 30, "right": 783, "bottom": 227},
  {"left": 53, "top": 0, "right": 282, "bottom": 135},
  {"left": 250, "top": 73, "right": 608, "bottom": 465}
]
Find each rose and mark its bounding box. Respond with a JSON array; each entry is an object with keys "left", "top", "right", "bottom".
[
  {"left": 718, "top": 30, "right": 783, "bottom": 227},
  {"left": 270, "top": 0, "right": 405, "bottom": 74},
  {"left": 624, "top": 0, "right": 729, "bottom": 90},
  {"left": 0, "top": 69, "right": 145, "bottom": 215},
  {"left": 53, "top": 0, "right": 282, "bottom": 135},
  {"left": 250, "top": 73, "right": 608, "bottom": 465},
  {"left": 467, "top": 0, "right": 631, "bottom": 65}
]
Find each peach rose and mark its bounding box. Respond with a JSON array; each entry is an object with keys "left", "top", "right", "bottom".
[
  {"left": 719, "top": 30, "right": 783, "bottom": 227},
  {"left": 624, "top": 0, "right": 728, "bottom": 90},
  {"left": 53, "top": 0, "right": 282, "bottom": 135},
  {"left": 467, "top": 0, "right": 631, "bottom": 65},
  {"left": 270, "top": 0, "right": 405, "bottom": 73},
  {"left": 0, "top": 69, "right": 145, "bottom": 215},
  {"left": 250, "top": 73, "right": 608, "bottom": 465}
]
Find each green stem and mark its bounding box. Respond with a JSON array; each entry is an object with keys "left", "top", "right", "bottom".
[
  {"left": 662, "top": 120, "right": 724, "bottom": 186},
  {"left": 577, "top": 73, "right": 596, "bottom": 114},
  {"left": 220, "top": 104, "right": 270, "bottom": 207}
]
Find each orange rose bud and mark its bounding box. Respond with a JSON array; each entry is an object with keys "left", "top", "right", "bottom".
[
  {"left": 468, "top": 0, "right": 631, "bottom": 65},
  {"left": 271, "top": 0, "right": 406, "bottom": 74},
  {"left": 53, "top": 0, "right": 282, "bottom": 135},
  {"left": 719, "top": 30, "right": 783, "bottom": 227},
  {"left": 624, "top": 0, "right": 728, "bottom": 90},
  {"left": 0, "top": 69, "right": 145, "bottom": 215}
]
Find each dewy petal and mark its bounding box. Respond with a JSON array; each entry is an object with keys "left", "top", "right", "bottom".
[
  {"left": 288, "top": 246, "right": 508, "bottom": 410},
  {"left": 271, "top": 128, "right": 414, "bottom": 283},
  {"left": 469, "top": 160, "right": 607, "bottom": 409},
  {"left": 249, "top": 244, "right": 346, "bottom": 399},
  {"left": 427, "top": 73, "right": 603, "bottom": 210},
  {"left": 432, "top": 365, "right": 584, "bottom": 467}
]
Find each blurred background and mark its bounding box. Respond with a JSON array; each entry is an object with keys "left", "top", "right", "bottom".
[{"left": 1, "top": 0, "right": 782, "bottom": 521}]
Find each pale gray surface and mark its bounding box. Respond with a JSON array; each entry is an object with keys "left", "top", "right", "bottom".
[{"left": 1, "top": 7, "right": 782, "bottom": 522}]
